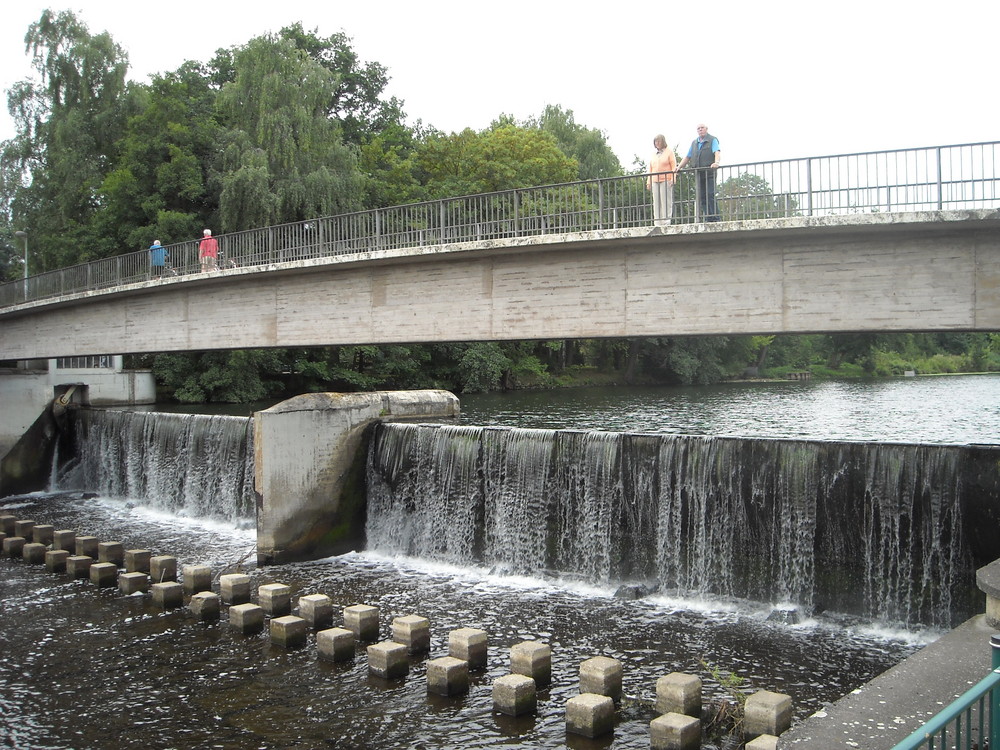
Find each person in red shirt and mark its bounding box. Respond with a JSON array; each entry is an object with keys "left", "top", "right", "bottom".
[{"left": 199, "top": 229, "right": 218, "bottom": 272}]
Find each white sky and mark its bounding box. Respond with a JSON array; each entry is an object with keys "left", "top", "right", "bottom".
[{"left": 1, "top": 0, "right": 997, "bottom": 171}]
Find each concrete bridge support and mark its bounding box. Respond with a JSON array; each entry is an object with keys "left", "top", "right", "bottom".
[{"left": 253, "top": 389, "right": 459, "bottom": 565}]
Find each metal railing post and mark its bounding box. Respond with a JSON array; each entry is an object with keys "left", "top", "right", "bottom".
[
  {"left": 992, "top": 634, "right": 1000, "bottom": 749},
  {"left": 806, "top": 158, "right": 814, "bottom": 217},
  {"left": 694, "top": 170, "right": 703, "bottom": 223},
  {"left": 936, "top": 147, "right": 943, "bottom": 210},
  {"left": 514, "top": 190, "right": 521, "bottom": 236},
  {"left": 597, "top": 179, "right": 605, "bottom": 230},
  {"left": 438, "top": 200, "right": 446, "bottom": 243}
]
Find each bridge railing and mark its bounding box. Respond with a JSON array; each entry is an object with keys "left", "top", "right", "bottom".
[
  {"left": 2, "top": 141, "right": 997, "bottom": 310},
  {"left": 891, "top": 666, "right": 1000, "bottom": 750}
]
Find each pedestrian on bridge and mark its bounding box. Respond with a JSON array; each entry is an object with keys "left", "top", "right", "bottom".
[
  {"left": 199, "top": 229, "right": 218, "bottom": 272},
  {"left": 149, "top": 240, "right": 168, "bottom": 279},
  {"left": 646, "top": 134, "right": 677, "bottom": 226},
  {"left": 677, "top": 124, "right": 721, "bottom": 222}
]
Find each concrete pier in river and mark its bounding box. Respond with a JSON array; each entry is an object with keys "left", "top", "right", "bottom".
[{"left": 252, "top": 389, "right": 459, "bottom": 564}]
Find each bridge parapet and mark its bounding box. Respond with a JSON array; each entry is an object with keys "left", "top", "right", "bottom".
[
  {"left": 2, "top": 141, "right": 997, "bottom": 311},
  {"left": 1, "top": 210, "right": 999, "bottom": 361}
]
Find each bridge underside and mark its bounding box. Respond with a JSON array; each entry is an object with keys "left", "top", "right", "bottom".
[{"left": 2, "top": 212, "right": 999, "bottom": 360}]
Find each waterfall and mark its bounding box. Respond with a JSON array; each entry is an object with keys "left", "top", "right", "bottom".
[
  {"left": 366, "top": 423, "right": 983, "bottom": 628},
  {"left": 58, "top": 409, "right": 255, "bottom": 525}
]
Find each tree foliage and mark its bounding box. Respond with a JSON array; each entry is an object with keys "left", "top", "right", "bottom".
[
  {"left": 272, "top": 23, "right": 404, "bottom": 146},
  {"left": 98, "top": 62, "right": 220, "bottom": 249},
  {"left": 412, "top": 124, "right": 578, "bottom": 199},
  {"left": 526, "top": 104, "right": 622, "bottom": 180},
  {"left": 212, "top": 32, "right": 364, "bottom": 230},
  {"left": 153, "top": 350, "right": 285, "bottom": 403},
  {"left": 718, "top": 172, "right": 798, "bottom": 220},
  {"left": 1, "top": 9, "right": 131, "bottom": 268}
]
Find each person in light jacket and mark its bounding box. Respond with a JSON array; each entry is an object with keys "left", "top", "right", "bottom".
[{"left": 646, "top": 134, "right": 677, "bottom": 226}]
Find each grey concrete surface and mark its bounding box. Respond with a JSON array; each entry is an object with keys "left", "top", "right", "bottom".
[
  {"left": 780, "top": 614, "right": 995, "bottom": 749},
  {"left": 254, "top": 390, "right": 459, "bottom": 564},
  {"left": 2, "top": 211, "right": 998, "bottom": 361}
]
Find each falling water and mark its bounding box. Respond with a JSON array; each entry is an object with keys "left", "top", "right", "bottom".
[
  {"left": 57, "top": 409, "right": 255, "bottom": 525},
  {"left": 366, "top": 423, "right": 987, "bottom": 628}
]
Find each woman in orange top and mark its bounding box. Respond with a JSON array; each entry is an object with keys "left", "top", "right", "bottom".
[{"left": 646, "top": 134, "right": 677, "bottom": 226}]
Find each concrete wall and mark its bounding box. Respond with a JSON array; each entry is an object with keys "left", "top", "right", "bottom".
[
  {"left": 0, "top": 369, "right": 50, "bottom": 458},
  {"left": 254, "top": 390, "right": 459, "bottom": 565},
  {"left": 0, "top": 359, "right": 155, "bottom": 458},
  {"left": 2, "top": 211, "right": 998, "bottom": 361}
]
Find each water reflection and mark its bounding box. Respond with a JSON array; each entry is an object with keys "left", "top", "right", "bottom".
[
  {"left": 459, "top": 376, "right": 1000, "bottom": 444},
  {"left": 1, "top": 492, "right": 924, "bottom": 749}
]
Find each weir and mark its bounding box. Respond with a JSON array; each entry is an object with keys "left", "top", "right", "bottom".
[
  {"left": 365, "top": 423, "right": 1000, "bottom": 629},
  {"left": 58, "top": 409, "right": 255, "bottom": 525},
  {"left": 49, "top": 408, "right": 1000, "bottom": 630}
]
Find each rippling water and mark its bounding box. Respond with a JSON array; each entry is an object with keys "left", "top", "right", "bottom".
[
  {"left": 0, "top": 493, "right": 924, "bottom": 749},
  {"left": 4, "top": 377, "right": 994, "bottom": 748},
  {"left": 458, "top": 375, "right": 1000, "bottom": 445}
]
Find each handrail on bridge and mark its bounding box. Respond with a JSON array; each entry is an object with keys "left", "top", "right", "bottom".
[
  {"left": 891, "top": 633, "right": 1000, "bottom": 750},
  {"left": 891, "top": 668, "right": 1000, "bottom": 750},
  {"left": 2, "top": 141, "right": 998, "bottom": 310}
]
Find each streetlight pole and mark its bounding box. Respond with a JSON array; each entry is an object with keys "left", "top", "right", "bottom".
[{"left": 14, "top": 230, "right": 27, "bottom": 279}]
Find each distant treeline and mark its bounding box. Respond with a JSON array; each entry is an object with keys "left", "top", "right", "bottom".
[{"left": 135, "top": 332, "right": 1000, "bottom": 403}]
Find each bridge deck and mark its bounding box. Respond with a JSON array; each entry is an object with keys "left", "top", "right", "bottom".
[{"left": 1, "top": 211, "right": 999, "bottom": 360}]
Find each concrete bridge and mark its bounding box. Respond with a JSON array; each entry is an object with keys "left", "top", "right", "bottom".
[
  {"left": 2, "top": 141, "right": 999, "bottom": 360},
  {"left": 1, "top": 210, "right": 999, "bottom": 361}
]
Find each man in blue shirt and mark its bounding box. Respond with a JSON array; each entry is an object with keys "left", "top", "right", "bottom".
[
  {"left": 677, "top": 124, "right": 722, "bottom": 222},
  {"left": 149, "top": 239, "right": 168, "bottom": 278}
]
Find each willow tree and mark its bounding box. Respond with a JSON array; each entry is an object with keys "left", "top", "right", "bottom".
[
  {"left": 1, "top": 9, "right": 130, "bottom": 268},
  {"left": 212, "top": 33, "right": 364, "bottom": 231},
  {"left": 274, "top": 23, "right": 403, "bottom": 148}
]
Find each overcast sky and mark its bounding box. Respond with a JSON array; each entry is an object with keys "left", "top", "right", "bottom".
[{"left": 1, "top": 0, "right": 997, "bottom": 171}]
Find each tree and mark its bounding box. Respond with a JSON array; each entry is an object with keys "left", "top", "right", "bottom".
[
  {"left": 824, "top": 333, "right": 887, "bottom": 372},
  {"left": 153, "top": 350, "right": 285, "bottom": 403},
  {"left": 718, "top": 173, "right": 798, "bottom": 221},
  {"left": 0, "top": 234, "right": 22, "bottom": 281},
  {"left": 98, "top": 62, "right": 221, "bottom": 250},
  {"left": 527, "top": 104, "right": 622, "bottom": 180},
  {"left": 273, "top": 23, "right": 404, "bottom": 147},
  {"left": 358, "top": 120, "right": 425, "bottom": 208},
  {"left": 211, "top": 32, "right": 364, "bottom": 230},
  {"left": 1, "top": 10, "right": 131, "bottom": 268},
  {"left": 623, "top": 336, "right": 753, "bottom": 385},
  {"left": 412, "top": 123, "right": 578, "bottom": 198}
]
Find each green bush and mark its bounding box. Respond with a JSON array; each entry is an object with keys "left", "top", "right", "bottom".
[{"left": 912, "top": 353, "right": 969, "bottom": 374}]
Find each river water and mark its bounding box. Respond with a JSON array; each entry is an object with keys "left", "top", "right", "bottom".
[
  {"left": 456, "top": 375, "right": 1000, "bottom": 444},
  {"left": 2, "top": 375, "right": 998, "bottom": 749}
]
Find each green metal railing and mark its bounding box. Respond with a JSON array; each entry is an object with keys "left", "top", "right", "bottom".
[{"left": 892, "top": 634, "right": 1000, "bottom": 750}]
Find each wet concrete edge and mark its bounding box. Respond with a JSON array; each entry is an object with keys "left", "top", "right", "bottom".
[{"left": 780, "top": 614, "right": 994, "bottom": 748}]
